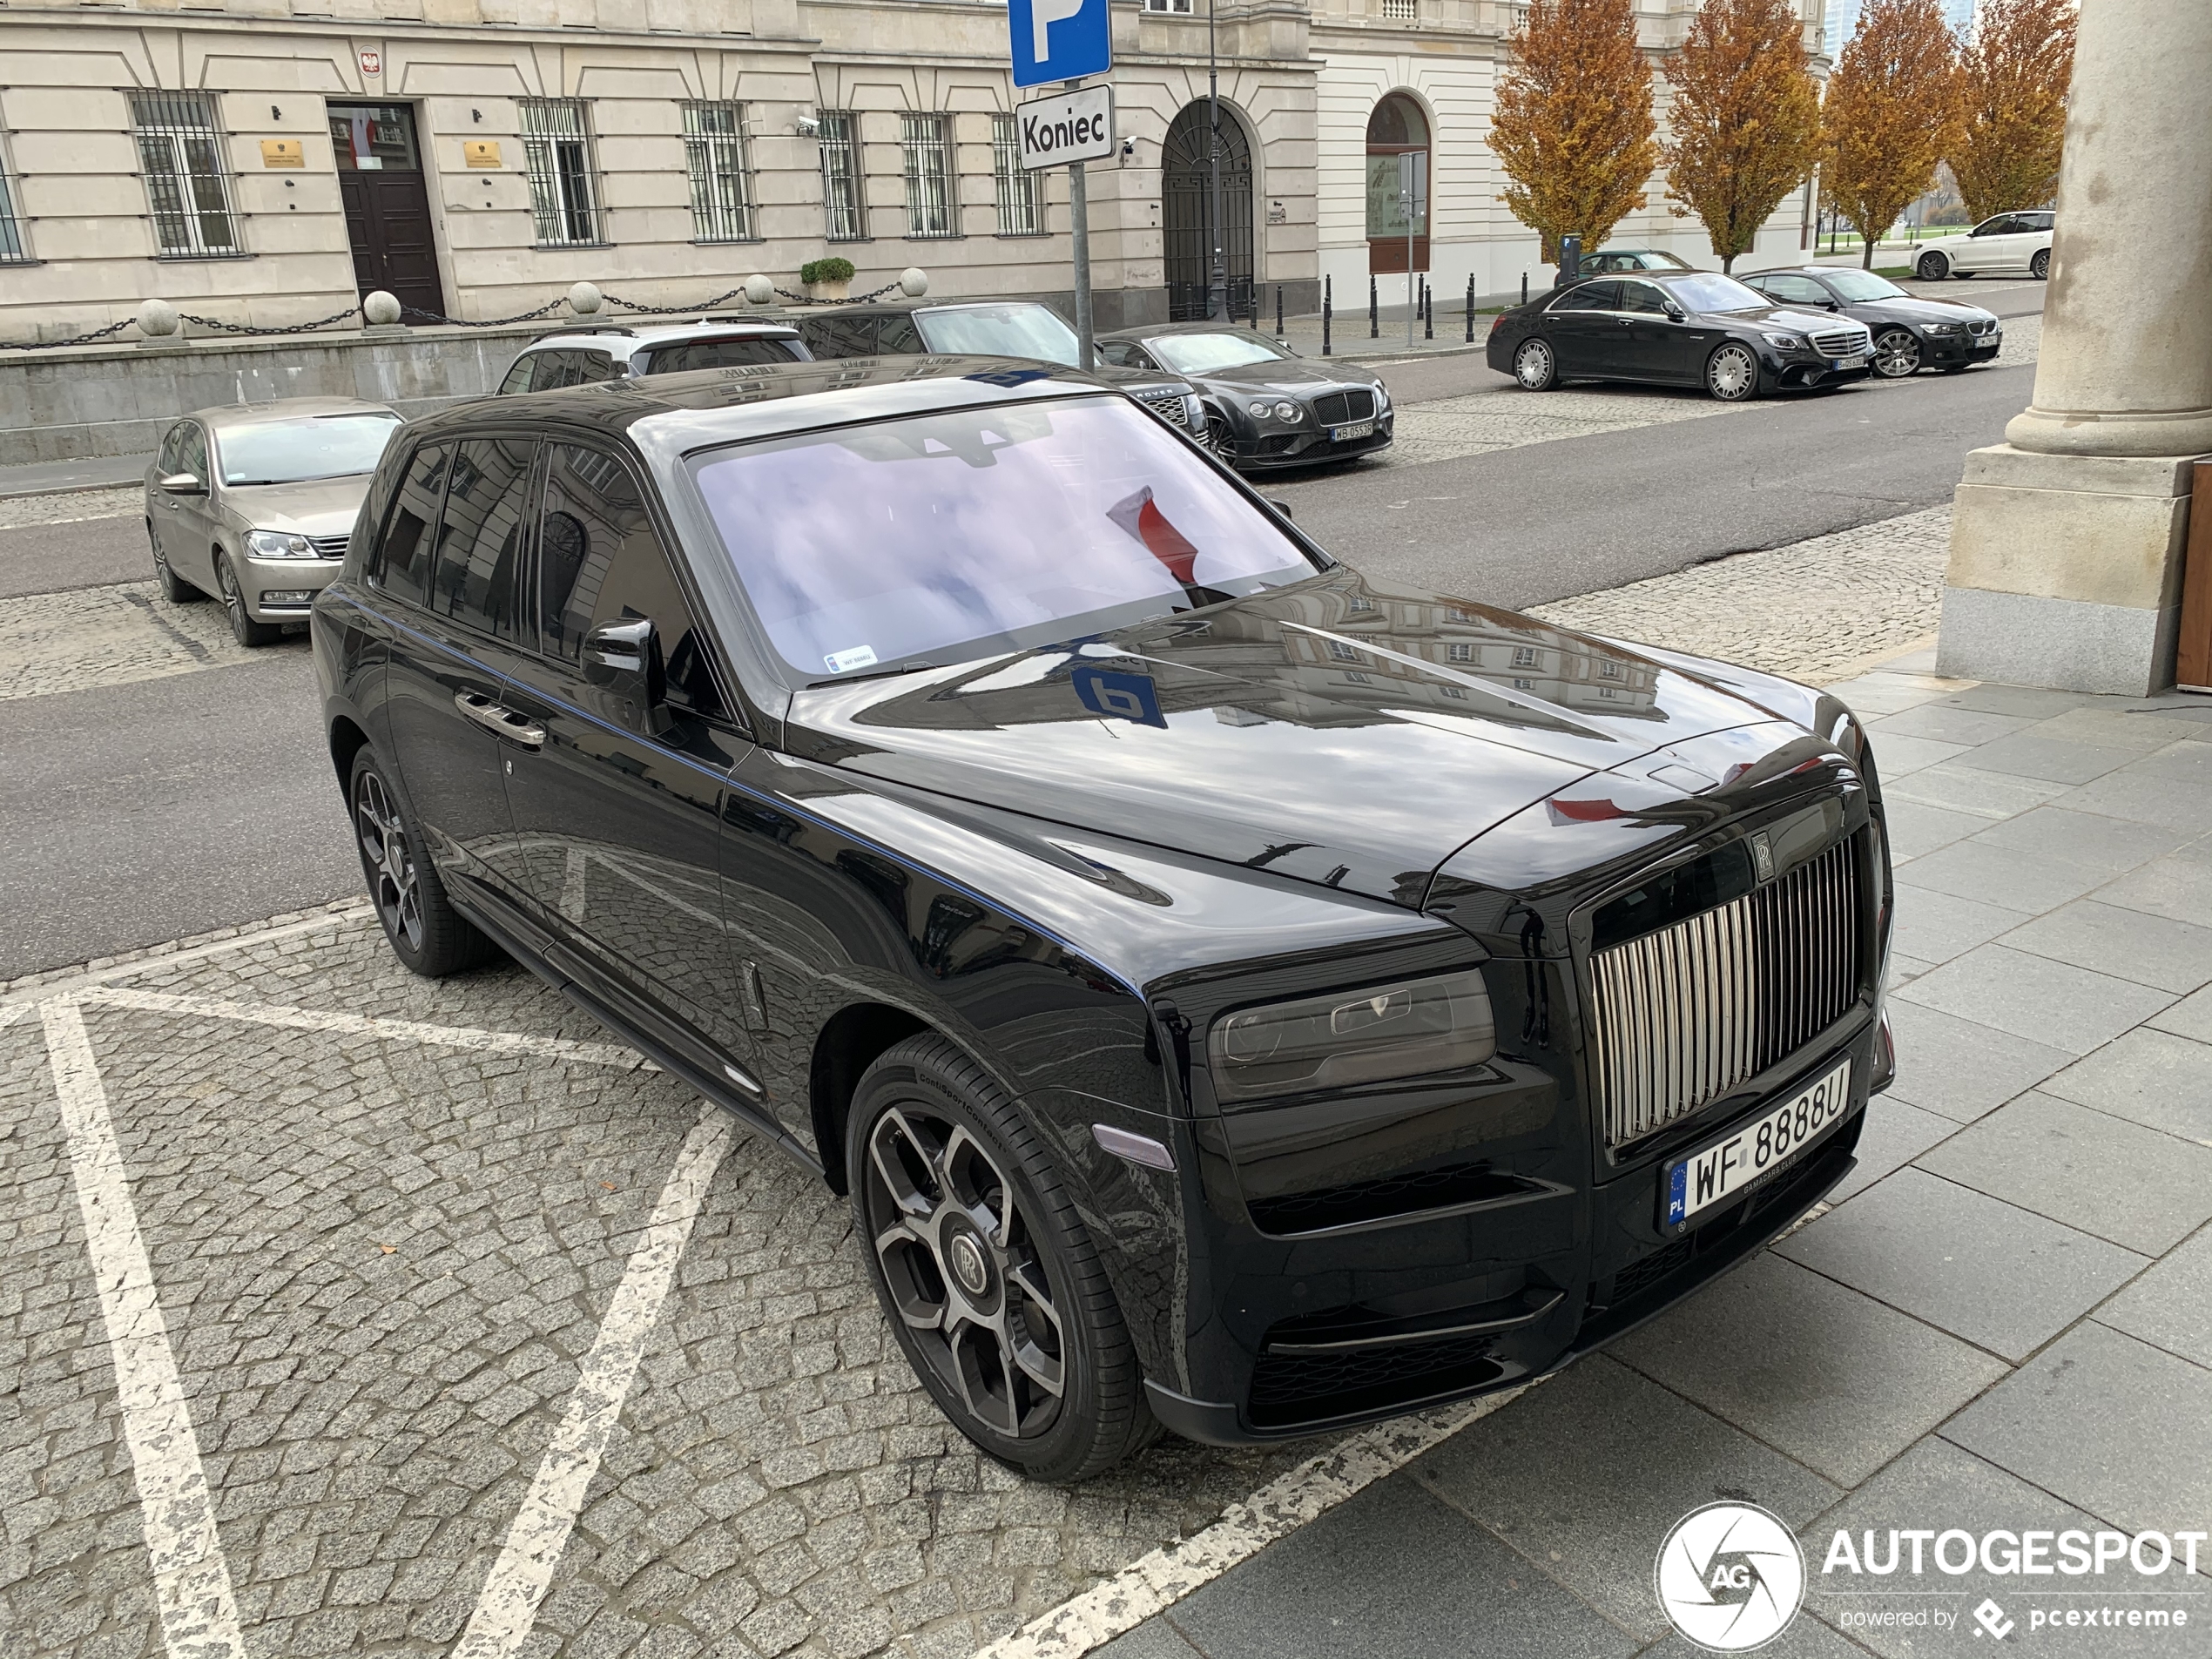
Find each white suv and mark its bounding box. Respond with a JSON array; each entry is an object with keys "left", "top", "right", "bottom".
[
  {"left": 1915, "top": 211, "right": 2054, "bottom": 281},
  {"left": 496, "top": 320, "right": 811, "bottom": 394}
]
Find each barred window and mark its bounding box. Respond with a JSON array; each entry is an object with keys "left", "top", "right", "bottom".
[
  {"left": 819, "top": 111, "right": 866, "bottom": 242},
  {"left": 519, "top": 98, "right": 604, "bottom": 247},
  {"left": 990, "top": 113, "right": 1040, "bottom": 236},
  {"left": 0, "top": 148, "right": 27, "bottom": 265},
  {"left": 683, "top": 101, "right": 756, "bottom": 243},
  {"left": 1380, "top": 0, "right": 1417, "bottom": 18},
  {"left": 130, "top": 92, "right": 239, "bottom": 258},
  {"left": 900, "top": 112, "right": 957, "bottom": 239},
  {"left": 1142, "top": 0, "right": 1193, "bottom": 11}
]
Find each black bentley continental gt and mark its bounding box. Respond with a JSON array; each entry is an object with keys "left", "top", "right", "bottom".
[
  {"left": 314, "top": 358, "right": 1895, "bottom": 1480},
  {"left": 1487, "top": 270, "right": 1876, "bottom": 400}
]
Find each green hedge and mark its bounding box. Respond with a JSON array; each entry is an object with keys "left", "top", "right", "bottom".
[{"left": 801, "top": 257, "right": 856, "bottom": 286}]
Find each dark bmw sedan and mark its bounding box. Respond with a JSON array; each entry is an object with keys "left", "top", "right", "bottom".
[
  {"left": 1741, "top": 266, "right": 2001, "bottom": 379},
  {"left": 313, "top": 359, "right": 1894, "bottom": 1480},
  {"left": 1096, "top": 323, "right": 1393, "bottom": 470},
  {"left": 1487, "top": 270, "right": 1875, "bottom": 401}
]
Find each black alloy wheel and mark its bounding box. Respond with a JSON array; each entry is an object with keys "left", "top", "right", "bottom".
[
  {"left": 1705, "top": 342, "right": 1760, "bottom": 402},
  {"left": 348, "top": 748, "right": 497, "bottom": 978},
  {"left": 1513, "top": 337, "right": 1558, "bottom": 391},
  {"left": 149, "top": 522, "right": 201, "bottom": 603},
  {"left": 1872, "top": 327, "right": 1924, "bottom": 379},
  {"left": 214, "top": 552, "right": 282, "bottom": 647},
  {"left": 850, "top": 1035, "right": 1157, "bottom": 1481},
  {"left": 1201, "top": 408, "right": 1238, "bottom": 466},
  {"left": 1916, "top": 250, "right": 1950, "bottom": 280},
  {"left": 2031, "top": 249, "right": 2051, "bottom": 280}
]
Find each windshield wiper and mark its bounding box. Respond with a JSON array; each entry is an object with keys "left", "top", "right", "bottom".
[{"left": 808, "top": 661, "right": 937, "bottom": 688}]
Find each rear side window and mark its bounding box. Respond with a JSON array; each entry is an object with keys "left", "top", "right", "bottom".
[
  {"left": 528, "top": 350, "right": 616, "bottom": 391},
  {"left": 425, "top": 438, "right": 534, "bottom": 642},
  {"left": 374, "top": 442, "right": 450, "bottom": 605},
  {"left": 498, "top": 356, "right": 536, "bottom": 395},
  {"left": 875, "top": 314, "right": 924, "bottom": 354},
  {"left": 642, "top": 338, "right": 806, "bottom": 374},
  {"left": 538, "top": 444, "right": 722, "bottom": 718},
  {"left": 1549, "top": 280, "right": 1622, "bottom": 312},
  {"left": 800, "top": 316, "right": 879, "bottom": 358}
]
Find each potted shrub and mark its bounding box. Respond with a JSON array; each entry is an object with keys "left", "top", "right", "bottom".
[{"left": 801, "top": 257, "right": 856, "bottom": 302}]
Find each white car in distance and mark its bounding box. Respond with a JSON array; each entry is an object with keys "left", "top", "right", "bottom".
[{"left": 1915, "top": 211, "right": 2054, "bottom": 281}]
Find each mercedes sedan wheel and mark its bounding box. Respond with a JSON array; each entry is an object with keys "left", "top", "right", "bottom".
[
  {"left": 2031, "top": 249, "right": 2051, "bottom": 280},
  {"left": 350, "top": 748, "right": 497, "bottom": 978},
  {"left": 1513, "top": 337, "right": 1558, "bottom": 391},
  {"left": 1872, "top": 327, "right": 1923, "bottom": 379},
  {"left": 214, "top": 553, "right": 282, "bottom": 647},
  {"left": 1916, "top": 250, "right": 1950, "bottom": 280},
  {"left": 851, "top": 1035, "right": 1157, "bottom": 1481},
  {"left": 1705, "top": 342, "right": 1760, "bottom": 402}
]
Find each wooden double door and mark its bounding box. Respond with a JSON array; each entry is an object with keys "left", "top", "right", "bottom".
[{"left": 330, "top": 102, "right": 448, "bottom": 322}]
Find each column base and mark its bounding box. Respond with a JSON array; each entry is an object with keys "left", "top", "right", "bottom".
[{"left": 1937, "top": 443, "right": 2204, "bottom": 696}]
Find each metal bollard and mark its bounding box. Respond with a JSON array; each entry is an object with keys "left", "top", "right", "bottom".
[
  {"left": 1465, "top": 274, "right": 1474, "bottom": 342},
  {"left": 1369, "top": 274, "right": 1378, "bottom": 339},
  {"left": 1275, "top": 285, "right": 1284, "bottom": 340},
  {"left": 1323, "top": 276, "right": 1332, "bottom": 357},
  {"left": 1424, "top": 277, "right": 1433, "bottom": 341}
]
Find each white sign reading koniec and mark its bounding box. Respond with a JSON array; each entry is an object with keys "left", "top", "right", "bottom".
[{"left": 1017, "top": 85, "right": 1115, "bottom": 171}]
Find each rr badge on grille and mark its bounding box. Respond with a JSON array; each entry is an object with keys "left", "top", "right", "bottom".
[{"left": 1750, "top": 832, "right": 1775, "bottom": 883}]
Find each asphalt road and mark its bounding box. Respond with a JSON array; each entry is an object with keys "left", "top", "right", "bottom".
[{"left": 0, "top": 512, "right": 157, "bottom": 598}]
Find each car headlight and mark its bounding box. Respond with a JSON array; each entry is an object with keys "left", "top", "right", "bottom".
[
  {"left": 1373, "top": 381, "right": 1392, "bottom": 410},
  {"left": 1924, "top": 321, "right": 1964, "bottom": 335},
  {"left": 1274, "top": 401, "right": 1301, "bottom": 421},
  {"left": 1206, "top": 968, "right": 1496, "bottom": 1103},
  {"left": 246, "top": 529, "right": 317, "bottom": 558},
  {"left": 1762, "top": 332, "right": 1805, "bottom": 351},
  {"left": 1247, "top": 400, "right": 1271, "bottom": 417}
]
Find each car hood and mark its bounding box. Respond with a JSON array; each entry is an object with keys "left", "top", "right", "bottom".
[
  {"left": 1696, "top": 303, "right": 1851, "bottom": 334},
  {"left": 1172, "top": 358, "right": 1382, "bottom": 395},
  {"left": 777, "top": 570, "right": 1784, "bottom": 907},
  {"left": 1846, "top": 295, "right": 1997, "bottom": 325},
  {"left": 217, "top": 475, "right": 373, "bottom": 537}
]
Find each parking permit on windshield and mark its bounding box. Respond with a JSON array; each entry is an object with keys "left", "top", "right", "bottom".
[{"left": 825, "top": 645, "right": 879, "bottom": 673}]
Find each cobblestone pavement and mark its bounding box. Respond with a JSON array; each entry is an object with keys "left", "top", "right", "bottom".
[
  {"left": 0, "top": 579, "right": 303, "bottom": 702},
  {"left": 0, "top": 487, "right": 140, "bottom": 530}
]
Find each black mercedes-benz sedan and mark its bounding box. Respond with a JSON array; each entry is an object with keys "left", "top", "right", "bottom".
[
  {"left": 1486, "top": 270, "right": 1876, "bottom": 401},
  {"left": 1740, "top": 266, "right": 2002, "bottom": 379},
  {"left": 1096, "top": 323, "right": 1393, "bottom": 471},
  {"left": 313, "top": 358, "right": 1894, "bottom": 1480}
]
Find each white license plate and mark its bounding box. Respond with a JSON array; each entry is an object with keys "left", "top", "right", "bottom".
[
  {"left": 1663, "top": 1057, "right": 1851, "bottom": 1228},
  {"left": 1833, "top": 354, "right": 1867, "bottom": 370},
  {"left": 1331, "top": 420, "right": 1375, "bottom": 442}
]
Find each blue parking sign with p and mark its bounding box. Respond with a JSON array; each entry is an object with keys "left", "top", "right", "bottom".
[{"left": 1009, "top": 0, "right": 1111, "bottom": 88}]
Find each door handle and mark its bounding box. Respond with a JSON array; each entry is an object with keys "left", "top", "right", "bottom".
[{"left": 454, "top": 690, "right": 546, "bottom": 750}]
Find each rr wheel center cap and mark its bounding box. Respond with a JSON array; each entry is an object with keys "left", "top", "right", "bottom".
[{"left": 947, "top": 1231, "right": 992, "bottom": 1298}]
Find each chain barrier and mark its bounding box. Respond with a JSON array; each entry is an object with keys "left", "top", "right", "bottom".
[
  {"left": 1, "top": 320, "right": 135, "bottom": 352},
  {"left": 399, "top": 300, "right": 567, "bottom": 328},
  {"left": 177, "top": 305, "right": 365, "bottom": 337},
  {"left": 599, "top": 287, "right": 750, "bottom": 315}
]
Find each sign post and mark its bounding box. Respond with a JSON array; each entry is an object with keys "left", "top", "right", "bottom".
[{"left": 1008, "top": 0, "right": 1111, "bottom": 373}]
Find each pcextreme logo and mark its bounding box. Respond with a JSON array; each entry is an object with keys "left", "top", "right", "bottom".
[{"left": 1655, "top": 1502, "right": 1807, "bottom": 1652}]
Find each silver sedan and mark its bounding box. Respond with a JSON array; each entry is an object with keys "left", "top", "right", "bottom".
[{"left": 145, "top": 396, "right": 401, "bottom": 645}]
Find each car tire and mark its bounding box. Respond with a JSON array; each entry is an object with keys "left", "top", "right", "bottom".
[
  {"left": 1200, "top": 407, "right": 1238, "bottom": 467},
  {"left": 849, "top": 1033, "right": 1160, "bottom": 1482},
  {"left": 1513, "top": 337, "right": 1558, "bottom": 391},
  {"left": 149, "top": 523, "right": 202, "bottom": 603},
  {"left": 214, "top": 552, "right": 283, "bottom": 647},
  {"left": 1704, "top": 342, "right": 1761, "bottom": 402},
  {"left": 2031, "top": 249, "right": 2051, "bottom": 280},
  {"left": 349, "top": 747, "right": 500, "bottom": 979},
  {"left": 1872, "top": 327, "right": 1923, "bottom": 379},
  {"left": 1916, "top": 251, "right": 1950, "bottom": 280}
]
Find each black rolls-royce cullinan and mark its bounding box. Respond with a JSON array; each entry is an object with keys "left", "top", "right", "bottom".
[
  {"left": 1487, "top": 270, "right": 1875, "bottom": 400},
  {"left": 313, "top": 359, "right": 1895, "bottom": 1480}
]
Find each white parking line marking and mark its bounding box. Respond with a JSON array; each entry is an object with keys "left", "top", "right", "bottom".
[
  {"left": 978, "top": 1385, "right": 1529, "bottom": 1659},
  {"left": 40, "top": 997, "right": 246, "bottom": 1659},
  {"left": 2, "top": 903, "right": 375, "bottom": 1008},
  {"left": 84, "top": 985, "right": 651, "bottom": 1069},
  {"left": 452, "top": 1106, "right": 735, "bottom": 1659}
]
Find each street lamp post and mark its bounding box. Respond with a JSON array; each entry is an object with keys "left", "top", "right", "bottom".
[{"left": 1206, "top": 0, "right": 1227, "bottom": 320}]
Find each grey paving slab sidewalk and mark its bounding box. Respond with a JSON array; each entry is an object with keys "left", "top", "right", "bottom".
[{"left": 1101, "top": 651, "right": 2212, "bottom": 1658}]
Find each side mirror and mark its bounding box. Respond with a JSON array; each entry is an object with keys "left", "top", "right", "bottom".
[
  {"left": 159, "top": 472, "right": 205, "bottom": 496},
  {"left": 1267, "top": 498, "right": 1295, "bottom": 522},
  {"left": 1662, "top": 302, "right": 1686, "bottom": 321},
  {"left": 583, "top": 617, "right": 672, "bottom": 734}
]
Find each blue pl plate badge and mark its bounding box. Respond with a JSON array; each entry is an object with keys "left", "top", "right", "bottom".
[
  {"left": 1666, "top": 1162, "right": 1689, "bottom": 1227},
  {"left": 1072, "top": 665, "right": 1167, "bottom": 728}
]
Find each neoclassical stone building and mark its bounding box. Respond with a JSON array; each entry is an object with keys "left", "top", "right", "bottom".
[{"left": 0, "top": 0, "right": 1827, "bottom": 343}]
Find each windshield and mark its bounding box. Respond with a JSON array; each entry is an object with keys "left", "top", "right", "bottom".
[
  {"left": 915, "top": 305, "right": 1082, "bottom": 367},
  {"left": 1821, "top": 271, "right": 1907, "bottom": 302},
  {"left": 690, "top": 395, "right": 1317, "bottom": 682},
  {"left": 216, "top": 414, "right": 401, "bottom": 486},
  {"left": 1148, "top": 332, "right": 1291, "bottom": 374},
  {"left": 1665, "top": 273, "right": 1772, "bottom": 314}
]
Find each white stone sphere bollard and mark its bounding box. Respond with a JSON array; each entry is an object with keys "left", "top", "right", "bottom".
[
  {"left": 900, "top": 267, "right": 929, "bottom": 297},
  {"left": 744, "top": 273, "right": 777, "bottom": 307},
  {"left": 136, "top": 299, "right": 180, "bottom": 338},
  {"left": 362, "top": 290, "right": 403, "bottom": 326},
  {"left": 567, "top": 281, "right": 603, "bottom": 315}
]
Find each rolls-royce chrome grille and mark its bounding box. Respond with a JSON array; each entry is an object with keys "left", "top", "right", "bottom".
[{"left": 1588, "top": 835, "right": 1863, "bottom": 1150}]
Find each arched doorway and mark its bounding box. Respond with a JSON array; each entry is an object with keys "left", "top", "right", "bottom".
[
  {"left": 1366, "top": 93, "right": 1428, "bottom": 275},
  {"left": 1162, "top": 101, "right": 1253, "bottom": 321}
]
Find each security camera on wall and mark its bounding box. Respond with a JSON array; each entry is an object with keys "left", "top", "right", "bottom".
[{"left": 794, "top": 112, "right": 820, "bottom": 138}]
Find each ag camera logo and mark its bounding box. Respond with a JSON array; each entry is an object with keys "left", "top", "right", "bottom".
[{"left": 1656, "top": 1502, "right": 1806, "bottom": 1651}]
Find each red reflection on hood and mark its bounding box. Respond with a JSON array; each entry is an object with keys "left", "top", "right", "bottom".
[
  {"left": 1107, "top": 486, "right": 1201, "bottom": 585},
  {"left": 1548, "top": 796, "right": 1626, "bottom": 824}
]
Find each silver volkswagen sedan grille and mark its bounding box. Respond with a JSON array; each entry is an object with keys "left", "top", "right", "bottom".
[
  {"left": 309, "top": 534, "right": 352, "bottom": 558},
  {"left": 1811, "top": 326, "right": 1872, "bottom": 357},
  {"left": 1587, "top": 835, "right": 1863, "bottom": 1150}
]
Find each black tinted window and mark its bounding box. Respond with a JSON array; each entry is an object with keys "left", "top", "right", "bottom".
[
  {"left": 642, "top": 338, "right": 806, "bottom": 374},
  {"left": 1758, "top": 274, "right": 1831, "bottom": 305},
  {"left": 1550, "top": 280, "right": 1621, "bottom": 312},
  {"left": 498, "top": 356, "right": 536, "bottom": 395},
  {"left": 801, "top": 316, "right": 880, "bottom": 358},
  {"left": 876, "top": 314, "right": 925, "bottom": 354},
  {"left": 1616, "top": 281, "right": 1668, "bottom": 314},
  {"left": 539, "top": 445, "right": 720, "bottom": 716},
  {"left": 426, "top": 438, "right": 533, "bottom": 642},
  {"left": 375, "top": 442, "right": 450, "bottom": 605}
]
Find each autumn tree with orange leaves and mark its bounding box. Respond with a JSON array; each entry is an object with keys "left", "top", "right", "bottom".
[
  {"left": 1818, "top": 0, "right": 1961, "bottom": 266},
  {"left": 1949, "top": 0, "right": 2075, "bottom": 222},
  {"left": 1491, "top": 0, "right": 1659, "bottom": 262},
  {"left": 1662, "top": 0, "right": 1821, "bottom": 272}
]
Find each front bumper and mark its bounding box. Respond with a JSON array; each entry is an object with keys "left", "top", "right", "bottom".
[
  {"left": 240, "top": 554, "right": 343, "bottom": 622},
  {"left": 1767, "top": 350, "right": 1876, "bottom": 389},
  {"left": 1925, "top": 332, "right": 2001, "bottom": 365},
  {"left": 1232, "top": 410, "right": 1396, "bottom": 469}
]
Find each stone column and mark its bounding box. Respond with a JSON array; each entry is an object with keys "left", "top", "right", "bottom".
[{"left": 1936, "top": 0, "right": 2212, "bottom": 695}]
